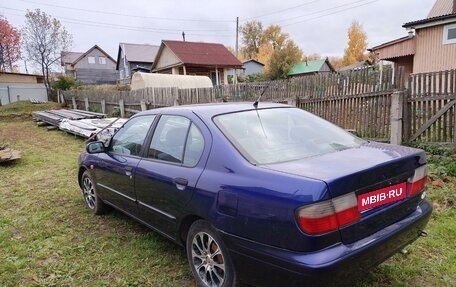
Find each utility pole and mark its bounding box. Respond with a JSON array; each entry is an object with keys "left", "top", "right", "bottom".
[{"left": 235, "top": 17, "right": 239, "bottom": 85}]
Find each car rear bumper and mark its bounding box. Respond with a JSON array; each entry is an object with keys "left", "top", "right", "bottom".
[{"left": 219, "top": 199, "right": 432, "bottom": 287}]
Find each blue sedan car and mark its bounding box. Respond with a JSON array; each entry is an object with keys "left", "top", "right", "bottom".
[{"left": 78, "top": 102, "right": 431, "bottom": 287}]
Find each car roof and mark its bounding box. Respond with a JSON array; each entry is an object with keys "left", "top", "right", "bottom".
[{"left": 138, "top": 102, "right": 292, "bottom": 118}]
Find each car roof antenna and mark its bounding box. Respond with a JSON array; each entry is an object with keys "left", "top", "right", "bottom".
[{"left": 253, "top": 82, "right": 271, "bottom": 108}]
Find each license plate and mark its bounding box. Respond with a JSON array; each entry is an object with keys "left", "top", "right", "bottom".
[{"left": 358, "top": 182, "right": 407, "bottom": 211}]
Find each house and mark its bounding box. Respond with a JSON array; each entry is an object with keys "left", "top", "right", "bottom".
[
  {"left": 369, "top": 0, "right": 456, "bottom": 76},
  {"left": 116, "top": 43, "right": 160, "bottom": 84},
  {"left": 61, "top": 45, "right": 117, "bottom": 85},
  {"left": 337, "top": 60, "right": 372, "bottom": 72},
  {"left": 151, "top": 40, "right": 243, "bottom": 85},
  {"left": 241, "top": 59, "right": 265, "bottom": 76},
  {"left": 0, "top": 72, "right": 47, "bottom": 105},
  {"left": 0, "top": 72, "right": 44, "bottom": 84},
  {"left": 288, "top": 58, "right": 335, "bottom": 77}
]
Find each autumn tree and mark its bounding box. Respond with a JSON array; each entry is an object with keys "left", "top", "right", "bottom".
[
  {"left": 342, "top": 21, "right": 368, "bottom": 66},
  {"left": 262, "top": 25, "right": 302, "bottom": 80},
  {"left": 328, "top": 56, "right": 344, "bottom": 70},
  {"left": 240, "top": 20, "right": 264, "bottom": 60},
  {"left": 0, "top": 17, "right": 21, "bottom": 72},
  {"left": 22, "top": 9, "right": 72, "bottom": 98}
]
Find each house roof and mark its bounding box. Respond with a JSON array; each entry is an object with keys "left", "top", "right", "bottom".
[
  {"left": 428, "top": 0, "right": 455, "bottom": 18},
  {"left": 73, "top": 45, "right": 116, "bottom": 65},
  {"left": 243, "top": 59, "right": 264, "bottom": 66},
  {"left": 337, "top": 60, "right": 372, "bottom": 72},
  {"left": 155, "top": 40, "right": 243, "bottom": 69},
  {"left": 369, "top": 35, "right": 414, "bottom": 51},
  {"left": 403, "top": 0, "right": 456, "bottom": 28},
  {"left": 116, "top": 43, "right": 159, "bottom": 70},
  {"left": 61, "top": 51, "right": 83, "bottom": 65},
  {"left": 288, "top": 59, "right": 333, "bottom": 76},
  {"left": 61, "top": 45, "right": 115, "bottom": 66}
]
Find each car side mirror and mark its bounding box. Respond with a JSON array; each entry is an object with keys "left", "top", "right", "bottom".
[{"left": 86, "top": 141, "right": 106, "bottom": 154}]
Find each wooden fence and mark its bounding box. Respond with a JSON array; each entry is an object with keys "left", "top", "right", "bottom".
[
  {"left": 62, "top": 68, "right": 456, "bottom": 145},
  {"left": 406, "top": 70, "right": 456, "bottom": 143}
]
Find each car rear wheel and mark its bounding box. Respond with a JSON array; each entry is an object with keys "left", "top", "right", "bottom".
[
  {"left": 186, "top": 220, "right": 237, "bottom": 287},
  {"left": 81, "top": 171, "right": 107, "bottom": 215}
]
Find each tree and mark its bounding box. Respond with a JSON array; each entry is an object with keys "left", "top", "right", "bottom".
[
  {"left": 262, "top": 25, "right": 302, "bottom": 80},
  {"left": 342, "top": 21, "right": 368, "bottom": 66},
  {"left": 268, "top": 40, "right": 302, "bottom": 80},
  {"left": 22, "top": 9, "right": 72, "bottom": 99},
  {"left": 0, "top": 17, "right": 21, "bottom": 72},
  {"left": 240, "top": 21, "right": 264, "bottom": 60},
  {"left": 328, "top": 56, "right": 344, "bottom": 70},
  {"left": 52, "top": 75, "right": 78, "bottom": 90}
]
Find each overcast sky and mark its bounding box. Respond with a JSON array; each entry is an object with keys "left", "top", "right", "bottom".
[{"left": 2, "top": 0, "right": 435, "bottom": 72}]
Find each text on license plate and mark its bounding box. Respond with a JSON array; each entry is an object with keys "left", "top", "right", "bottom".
[{"left": 357, "top": 182, "right": 407, "bottom": 211}]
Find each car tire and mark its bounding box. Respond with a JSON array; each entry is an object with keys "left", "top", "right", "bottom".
[
  {"left": 81, "top": 170, "right": 108, "bottom": 215},
  {"left": 186, "top": 220, "right": 237, "bottom": 287}
]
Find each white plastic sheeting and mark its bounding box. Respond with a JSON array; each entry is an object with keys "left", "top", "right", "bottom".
[
  {"left": 130, "top": 72, "right": 213, "bottom": 90},
  {"left": 59, "top": 118, "right": 128, "bottom": 144}
]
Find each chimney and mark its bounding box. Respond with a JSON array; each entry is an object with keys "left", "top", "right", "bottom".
[
  {"left": 182, "top": 31, "right": 186, "bottom": 42},
  {"left": 454, "top": 0, "right": 456, "bottom": 13}
]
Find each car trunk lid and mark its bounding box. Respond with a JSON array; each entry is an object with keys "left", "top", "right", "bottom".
[{"left": 263, "top": 142, "right": 427, "bottom": 244}]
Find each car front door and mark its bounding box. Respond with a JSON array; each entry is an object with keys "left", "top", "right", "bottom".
[
  {"left": 95, "top": 115, "right": 156, "bottom": 217},
  {"left": 135, "top": 115, "right": 207, "bottom": 239}
]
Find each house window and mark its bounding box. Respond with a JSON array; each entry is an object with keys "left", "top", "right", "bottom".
[
  {"left": 443, "top": 23, "right": 456, "bottom": 45},
  {"left": 88, "top": 56, "right": 95, "bottom": 64},
  {"left": 99, "top": 56, "right": 106, "bottom": 64}
]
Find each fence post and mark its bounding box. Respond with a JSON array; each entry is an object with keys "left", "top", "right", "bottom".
[
  {"left": 140, "top": 99, "right": 147, "bottom": 111},
  {"left": 119, "top": 99, "right": 125, "bottom": 118},
  {"left": 72, "top": 97, "right": 77, "bottom": 109},
  {"left": 84, "top": 97, "right": 89, "bottom": 111},
  {"left": 101, "top": 99, "right": 106, "bottom": 114},
  {"left": 173, "top": 87, "right": 179, "bottom": 106},
  {"left": 390, "top": 91, "right": 404, "bottom": 145}
]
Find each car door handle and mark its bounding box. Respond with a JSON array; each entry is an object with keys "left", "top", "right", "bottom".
[
  {"left": 125, "top": 166, "right": 133, "bottom": 177},
  {"left": 174, "top": 178, "right": 188, "bottom": 188}
]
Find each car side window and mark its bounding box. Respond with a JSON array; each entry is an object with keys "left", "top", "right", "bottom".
[
  {"left": 148, "top": 115, "right": 204, "bottom": 166},
  {"left": 109, "top": 115, "right": 155, "bottom": 156},
  {"left": 183, "top": 123, "right": 204, "bottom": 166},
  {"left": 148, "top": 115, "right": 190, "bottom": 163}
]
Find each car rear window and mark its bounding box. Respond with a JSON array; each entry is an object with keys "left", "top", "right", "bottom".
[{"left": 213, "top": 107, "right": 364, "bottom": 165}]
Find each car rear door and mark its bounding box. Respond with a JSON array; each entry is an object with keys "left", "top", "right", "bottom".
[
  {"left": 135, "top": 114, "right": 208, "bottom": 238},
  {"left": 95, "top": 115, "right": 156, "bottom": 216}
]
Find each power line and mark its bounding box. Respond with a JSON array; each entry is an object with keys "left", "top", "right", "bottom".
[
  {"left": 242, "top": 0, "right": 322, "bottom": 21},
  {"left": 282, "top": 0, "right": 378, "bottom": 26},
  {"left": 0, "top": 7, "right": 234, "bottom": 35},
  {"left": 17, "top": 0, "right": 234, "bottom": 23}
]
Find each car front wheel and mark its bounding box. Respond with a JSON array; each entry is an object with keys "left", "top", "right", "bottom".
[
  {"left": 186, "top": 220, "right": 237, "bottom": 287},
  {"left": 81, "top": 170, "right": 107, "bottom": 215}
]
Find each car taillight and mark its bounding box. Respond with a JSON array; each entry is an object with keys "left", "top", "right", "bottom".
[
  {"left": 408, "top": 165, "right": 427, "bottom": 197},
  {"left": 296, "top": 193, "right": 360, "bottom": 235}
]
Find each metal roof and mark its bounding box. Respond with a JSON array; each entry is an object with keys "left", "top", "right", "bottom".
[
  {"left": 403, "top": 0, "right": 456, "bottom": 28},
  {"left": 159, "top": 40, "right": 243, "bottom": 68},
  {"left": 121, "top": 43, "right": 159, "bottom": 63},
  {"left": 61, "top": 51, "right": 83, "bottom": 65},
  {"left": 288, "top": 59, "right": 333, "bottom": 76},
  {"left": 428, "top": 0, "right": 455, "bottom": 18}
]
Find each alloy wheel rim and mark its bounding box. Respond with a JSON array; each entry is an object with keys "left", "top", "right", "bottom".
[
  {"left": 191, "top": 231, "right": 226, "bottom": 287},
  {"left": 82, "top": 176, "right": 96, "bottom": 209}
]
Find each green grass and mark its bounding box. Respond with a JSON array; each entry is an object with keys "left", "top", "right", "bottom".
[
  {"left": 0, "top": 120, "right": 193, "bottom": 287},
  {"left": 0, "top": 101, "right": 62, "bottom": 117},
  {"left": 0, "top": 107, "right": 455, "bottom": 286}
]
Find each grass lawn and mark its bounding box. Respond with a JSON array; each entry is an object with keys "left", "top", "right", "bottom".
[{"left": 0, "top": 105, "right": 455, "bottom": 286}]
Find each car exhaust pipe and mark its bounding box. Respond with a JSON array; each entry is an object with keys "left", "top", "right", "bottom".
[{"left": 419, "top": 230, "right": 428, "bottom": 237}]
